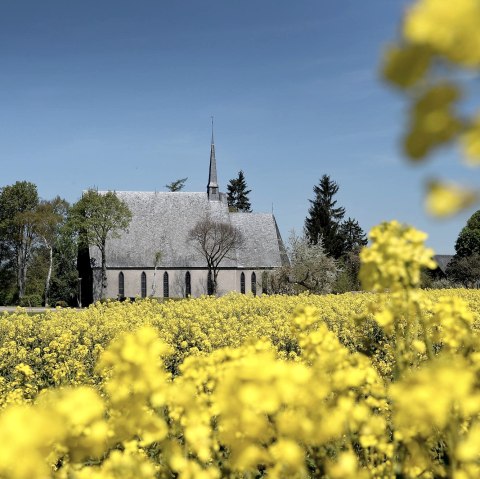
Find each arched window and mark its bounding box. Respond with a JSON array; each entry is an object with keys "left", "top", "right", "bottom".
[
  {"left": 251, "top": 272, "right": 257, "bottom": 296},
  {"left": 141, "top": 272, "right": 147, "bottom": 298},
  {"left": 118, "top": 272, "right": 125, "bottom": 298},
  {"left": 185, "top": 271, "right": 191, "bottom": 297},
  {"left": 262, "top": 271, "right": 269, "bottom": 295},
  {"left": 240, "top": 272, "right": 245, "bottom": 294},
  {"left": 207, "top": 271, "right": 214, "bottom": 295},
  {"left": 163, "top": 272, "right": 169, "bottom": 298}
]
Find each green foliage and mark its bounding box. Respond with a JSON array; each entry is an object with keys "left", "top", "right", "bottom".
[
  {"left": 18, "top": 294, "right": 43, "bottom": 307},
  {"left": 447, "top": 254, "right": 480, "bottom": 288},
  {"left": 69, "top": 190, "right": 132, "bottom": 250},
  {"left": 0, "top": 181, "right": 39, "bottom": 299},
  {"left": 70, "top": 189, "right": 132, "bottom": 299},
  {"left": 305, "top": 175, "right": 367, "bottom": 260},
  {"left": 165, "top": 177, "right": 188, "bottom": 192},
  {"left": 333, "top": 251, "right": 362, "bottom": 293},
  {"left": 445, "top": 210, "right": 480, "bottom": 287},
  {"left": 49, "top": 227, "right": 79, "bottom": 306},
  {"left": 339, "top": 217, "right": 368, "bottom": 253},
  {"left": 227, "top": 170, "right": 252, "bottom": 212},
  {"left": 455, "top": 210, "right": 480, "bottom": 257}
]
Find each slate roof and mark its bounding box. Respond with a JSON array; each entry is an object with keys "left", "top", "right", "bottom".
[
  {"left": 91, "top": 191, "right": 287, "bottom": 270},
  {"left": 433, "top": 254, "right": 454, "bottom": 274}
]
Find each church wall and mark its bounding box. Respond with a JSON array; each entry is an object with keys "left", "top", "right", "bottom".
[{"left": 96, "top": 268, "right": 268, "bottom": 300}]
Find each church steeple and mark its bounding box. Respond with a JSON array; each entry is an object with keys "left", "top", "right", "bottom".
[{"left": 207, "top": 117, "right": 220, "bottom": 201}]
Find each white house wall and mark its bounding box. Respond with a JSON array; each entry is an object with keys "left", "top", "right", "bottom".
[{"left": 98, "top": 268, "right": 268, "bottom": 300}]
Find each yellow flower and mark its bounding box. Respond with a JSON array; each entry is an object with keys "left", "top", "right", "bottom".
[
  {"left": 425, "top": 180, "right": 477, "bottom": 217},
  {"left": 404, "top": 0, "right": 480, "bottom": 67}
]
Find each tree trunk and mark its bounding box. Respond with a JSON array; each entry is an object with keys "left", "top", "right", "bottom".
[
  {"left": 151, "top": 265, "right": 157, "bottom": 297},
  {"left": 101, "top": 244, "right": 107, "bottom": 300},
  {"left": 44, "top": 244, "right": 53, "bottom": 307},
  {"left": 212, "top": 269, "right": 219, "bottom": 295},
  {"left": 17, "top": 260, "right": 24, "bottom": 299},
  {"left": 17, "top": 248, "right": 27, "bottom": 299}
]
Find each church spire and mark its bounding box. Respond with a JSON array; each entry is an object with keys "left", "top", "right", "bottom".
[{"left": 207, "top": 116, "right": 220, "bottom": 201}]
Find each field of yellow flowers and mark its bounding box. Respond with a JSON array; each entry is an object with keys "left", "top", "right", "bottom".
[{"left": 1, "top": 221, "right": 480, "bottom": 478}]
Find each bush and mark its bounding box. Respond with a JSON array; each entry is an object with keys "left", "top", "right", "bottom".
[
  {"left": 18, "top": 294, "right": 43, "bottom": 307},
  {"left": 54, "top": 300, "right": 69, "bottom": 308}
]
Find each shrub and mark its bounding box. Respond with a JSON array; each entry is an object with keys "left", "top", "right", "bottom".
[{"left": 18, "top": 294, "right": 42, "bottom": 307}]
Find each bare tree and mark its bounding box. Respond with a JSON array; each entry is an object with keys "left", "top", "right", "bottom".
[
  {"left": 173, "top": 270, "right": 187, "bottom": 298},
  {"left": 150, "top": 251, "right": 162, "bottom": 297},
  {"left": 188, "top": 215, "right": 244, "bottom": 295}
]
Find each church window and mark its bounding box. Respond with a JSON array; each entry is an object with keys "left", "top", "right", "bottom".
[
  {"left": 163, "top": 272, "right": 169, "bottom": 298},
  {"left": 185, "top": 271, "right": 191, "bottom": 297},
  {"left": 141, "top": 272, "right": 147, "bottom": 298},
  {"left": 118, "top": 272, "right": 125, "bottom": 298},
  {"left": 251, "top": 272, "right": 257, "bottom": 296},
  {"left": 240, "top": 272, "right": 245, "bottom": 294},
  {"left": 207, "top": 271, "right": 214, "bottom": 295}
]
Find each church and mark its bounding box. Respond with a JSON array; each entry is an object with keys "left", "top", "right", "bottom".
[{"left": 88, "top": 133, "right": 288, "bottom": 300}]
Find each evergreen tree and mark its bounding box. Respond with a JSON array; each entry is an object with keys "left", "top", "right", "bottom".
[
  {"left": 227, "top": 170, "right": 252, "bottom": 212},
  {"left": 304, "top": 175, "right": 345, "bottom": 258},
  {"left": 339, "top": 217, "right": 368, "bottom": 253},
  {"left": 165, "top": 178, "right": 187, "bottom": 192}
]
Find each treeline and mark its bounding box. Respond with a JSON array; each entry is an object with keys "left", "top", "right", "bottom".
[
  {"left": 0, "top": 174, "right": 367, "bottom": 306},
  {"left": 270, "top": 174, "right": 368, "bottom": 295},
  {"left": 0, "top": 181, "right": 78, "bottom": 306},
  {"left": 0, "top": 181, "right": 132, "bottom": 307}
]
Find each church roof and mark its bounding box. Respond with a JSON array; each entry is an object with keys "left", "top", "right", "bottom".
[
  {"left": 91, "top": 191, "right": 287, "bottom": 270},
  {"left": 433, "top": 254, "right": 454, "bottom": 274}
]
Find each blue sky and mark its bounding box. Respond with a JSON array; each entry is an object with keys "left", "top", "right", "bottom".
[{"left": 0, "top": 0, "right": 477, "bottom": 253}]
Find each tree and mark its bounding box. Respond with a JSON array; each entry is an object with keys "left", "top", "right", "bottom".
[
  {"left": 227, "top": 170, "right": 252, "bottom": 212},
  {"left": 271, "top": 232, "right": 338, "bottom": 294},
  {"left": 188, "top": 215, "right": 244, "bottom": 295},
  {"left": 49, "top": 220, "right": 79, "bottom": 306},
  {"left": 165, "top": 178, "right": 188, "bottom": 192},
  {"left": 0, "top": 181, "right": 39, "bottom": 299},
  {"left": 304, "top": 175, "right": 345, "bottom": 258},
  {"left": 151, "top": 251, "right": 162, "bottom": 297},
  {"left": 334, "top": 250, "right": 363, "bottom": 293},
  {"left": 446, "top": 254, "right": 480, "bottom": 288},
  {"left": 0, "top": 240, "right": 15, "bottom": 305},
  {"left": 454, "top": 210, "right": 480, "bottom": 258},
  {"left": 34, "top": 197, "right": 69, "bottom": 306},
  {"left": 339, "top": 217, "right": 368, "bottom": 254},
  {"left": 70, "top": 190, "right": 132, "bottom": 299},
  {"left": 443, "top": 210, "right": 480, "bottom": 288}
]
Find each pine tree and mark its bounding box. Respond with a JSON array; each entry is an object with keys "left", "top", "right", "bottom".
[
  {"left": 304, "top": 175, "right": 345, "bottom": 258},
  {"left": 227, "top": 170, "right": 252, "bottom": 212},
  {"left": 165, "top": 178, "right": 187, "bottom": 192},
  {"left": 339, "top": 217, "right": 368, "bottom": 254}
]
